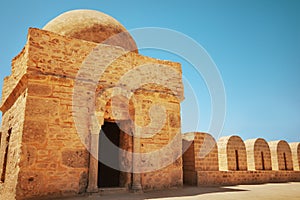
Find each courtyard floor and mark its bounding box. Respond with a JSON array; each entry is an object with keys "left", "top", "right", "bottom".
[{"left": 51, "top": 182, "right": 300, "bottom": 200}]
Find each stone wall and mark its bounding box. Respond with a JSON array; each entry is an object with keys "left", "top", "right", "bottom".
[
  {"left": 269, "top": 140, "right": 293, "bottom": 170},
  {"left": 1, "top": 45, "right": 29, "bottom": 107},
  {"left": 15, "top": 75, "right": 89, "bottom": 199},
  {"left": 0, "top": 91, "right": 27, "bottom": 200},
  {"left": 182, "top": 132, "right": 218, "bottom": 186},
  {"left": 290, "top": 142, "right": 300, "bottom": 171},
  {"left": 0, "top": 27, "right": 184, "bottom": 199},
  {"left": 245, "top": 138, "right": 272, "bottom": 170},
  {"left": 137, "top": 90, "right": 183, "bottom": 190},
  {"left": 197, "top": 171, "right": 300, "bottom": 186},
  {"left": 182, "top": 132, "right": 300, "bottom": 186},
  {"left": 218, "top": 136, "right": 247, "bottom": 171},
  {"left": 182, "top": 132, "right": 219, "bottom": 171}
]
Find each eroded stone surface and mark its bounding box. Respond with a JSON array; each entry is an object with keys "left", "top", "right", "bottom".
[
  {"left": 62, "top": 150, "right": 89, "bottom": 168},
  {"left": 0, "top": 23, "right": 183, "bottom": 199}
]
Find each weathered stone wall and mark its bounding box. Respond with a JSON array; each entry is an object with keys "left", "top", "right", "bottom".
[
  {"left": 182, "top": 133, "right": 195, "bottom": 170},
  {"left": 0, "top": 90, "right": 27, "bottom": 200},
  {"left": 15, "top": 75, "right": 89, "bottom": 199},
  {"left": 245, "top": 138, "right": 272, "bottom": 170},
  {"left": 119, "top": 127, "right": 133, "bottom": 188},
  {"left": 182, "top": 132, "right": 218, "bottom": 186},
  {"left": 182, "top": 133, "right": 196, "bottom": 185},
  {"left": 197, "top": 171, "right": 300, "bottom": 186},
  {"left": 183, "top": 133, "right": 300, "bottom": 187},
  {"left": 1, "top": 45, "right": 29, "bottom": 107},
  {"left": 0, "top": 27, "right": 184, "bottom": 199},
  {"left": 182, "top": 132, "right": 219, "bottom": 171},
  {"left": 137, "top": 90, "right": 183, "bottom": 190},
  {"left": 290, "top": 142, "right": 300, "bottom": 171},
  {"left": 269, "top": 140, "right": 293, "bottom": 170},
  {"left": 218, "top": 136, "right": 247, "bottom": 171}
]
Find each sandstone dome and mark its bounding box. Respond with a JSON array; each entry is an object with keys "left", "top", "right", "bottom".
[{"left": 43, "top": 9, "right": 137, "bottom": 52}]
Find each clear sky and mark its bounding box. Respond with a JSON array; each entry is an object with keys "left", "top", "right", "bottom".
[{"left": 0, "top": 0, "right": 299, "bottom": 142}]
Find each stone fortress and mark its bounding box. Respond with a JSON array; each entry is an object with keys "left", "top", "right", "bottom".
[{"left": 0, "top": 9, "right": 299, "bottom": 200}]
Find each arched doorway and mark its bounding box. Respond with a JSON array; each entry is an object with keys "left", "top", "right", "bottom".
[{"left": 98, "top": 121, "right": 121, "bottom": 187}]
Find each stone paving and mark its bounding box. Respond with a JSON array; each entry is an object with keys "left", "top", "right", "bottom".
[{"left": 49, "top": 182, "right": 300, "bottom": 200}]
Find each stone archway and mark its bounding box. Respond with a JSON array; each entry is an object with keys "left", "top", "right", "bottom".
[{"left": 87, "top": 93, "right": 138, "bottom": 192}]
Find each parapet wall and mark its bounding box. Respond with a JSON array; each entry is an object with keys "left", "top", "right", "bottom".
[
  {"left": 197, "top": 171, "right": 300, "bottom": 186},
  {"left": 182, "top": 132, "right": 300, "bottom": 186}
]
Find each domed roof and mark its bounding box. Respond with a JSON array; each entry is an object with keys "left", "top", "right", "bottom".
[{"left": 43, "top": 9, "right": 137, "bottom": 52}]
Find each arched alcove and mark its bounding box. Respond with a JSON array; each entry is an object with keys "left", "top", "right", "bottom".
[
  {"left": 218, "top": 136, "right": 247, "bottom": 171},
  {"left": 245, "top": 138, "right": 272, "bottom": 170},
  {"left": 268, "top": 140, "right": 293, "bottom": 170}
]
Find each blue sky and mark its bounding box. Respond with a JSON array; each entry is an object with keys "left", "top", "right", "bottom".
[{"left": 0, "top": 0, "right": 299, "bottom": 142}]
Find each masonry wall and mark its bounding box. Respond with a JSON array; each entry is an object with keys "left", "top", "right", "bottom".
[
  {"left": 1, "top": 27, "right": 184, "bottom": 199},
  {"left": 245, "top": 138, "right": 272, "bottom": 170},
  {"left": 290, "top": 142, "right": 300, "bottom": 171},
  {"left": 183, "top": 133, "right": 300, "bottom": 187},
  {"left": 16, "top": 75, "right": 89, "bottom": 199},
  {"left": 182, "top": 133, "right": 196, "bottom": 185},
  {"left": 0, "top": 91, "right": 27, "bottom": 200},
  {"left": 1, "top": 45, "right": 28, "bottom": 107},
  {"left": 137, "top": 90, "right": 183, "bottom": 190},
  {"left": 197, "top": 171, "right": 300, "bottom": 186},
  {"left": 269, "top": 140, "right": 293, "bottom": 170},
  {"left": 182, "top": 132, "right": 218, "bottom": 186},
  {"left": 218, "top": 136, "right": 247, "bottom": 171}
]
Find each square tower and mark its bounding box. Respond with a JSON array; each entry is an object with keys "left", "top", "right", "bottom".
[{"left": 0, "top": 10, "right": 184, "bottom": 200}]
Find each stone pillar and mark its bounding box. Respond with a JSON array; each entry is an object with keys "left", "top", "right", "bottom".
[
  {"left": 87, "top": 133, "right": 99, "bottom": 192},
  {"left": 131, "top": 129, "right": 142, "bottom": 192}
]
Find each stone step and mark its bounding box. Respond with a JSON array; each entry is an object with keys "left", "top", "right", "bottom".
[{"left": 97, "top": 187, "right": 128, "bottom": 195}]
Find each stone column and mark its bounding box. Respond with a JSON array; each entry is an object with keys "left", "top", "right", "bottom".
[
  {"left": 87, "top": 133, "right": 99, "bottom": 192},
  {"left": 131, "top": 128, "right": 142, "bottom": 192}
]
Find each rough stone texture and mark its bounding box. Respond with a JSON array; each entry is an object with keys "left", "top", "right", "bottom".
[
  {"left": 119, "top": 128, "right": 133, "bottom": 188},
  {"left": 290, "top": 142, "right": 300, "bottom": 171},
  {"left": 137, "top": 90, "right": 183, "bottom": 191},
  {"left": 182, "top": 132, "right": 218, "bottom": 185},
  {"left": 0, "top": 10, "right": 299, "bottom": 200},
  {"left": 197, "top": 171, "right": 300, "bottom": 186},
  {"left": 0, "top": 91, "right": 27, "bottom": 200},
  {"left": 43, "top": 9, "right": 137, "bottom": 52},
  {"left": 61, "top": 150, "right": 89, "bottom": 168},
  {"left": 218, "top": 136, "right": 247, "bottom": 171},
  {"left": 183, "top": 134, "right": 300, "bottom": 187},
  {"left": 269, "top": 140, "right": 293, "bottom": 170},
  {"left": 0, "top": 26, "right": 183, "bottom": 200},
  {"left": 183, "top": 132, "right": 219, "bottom": 171},
  {"left": 245, "top": 138, "right": 272, "bottom": 170}
]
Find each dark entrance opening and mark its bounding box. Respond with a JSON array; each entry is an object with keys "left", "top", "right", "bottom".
[
  {"left": 283, "top": 152, "right": 287, "bottom": 170},
  {"left": 1, "top": 128, "right": 12, "bottom": 182},
  {"left": 235, "top": 150, "right": 240, "bottom": 170},
  {"left": 98, "top": 122, "right": 121, "bottom": 188},
  {"left": 261, "top": 152, "right": 265, "bottom": 170}
]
